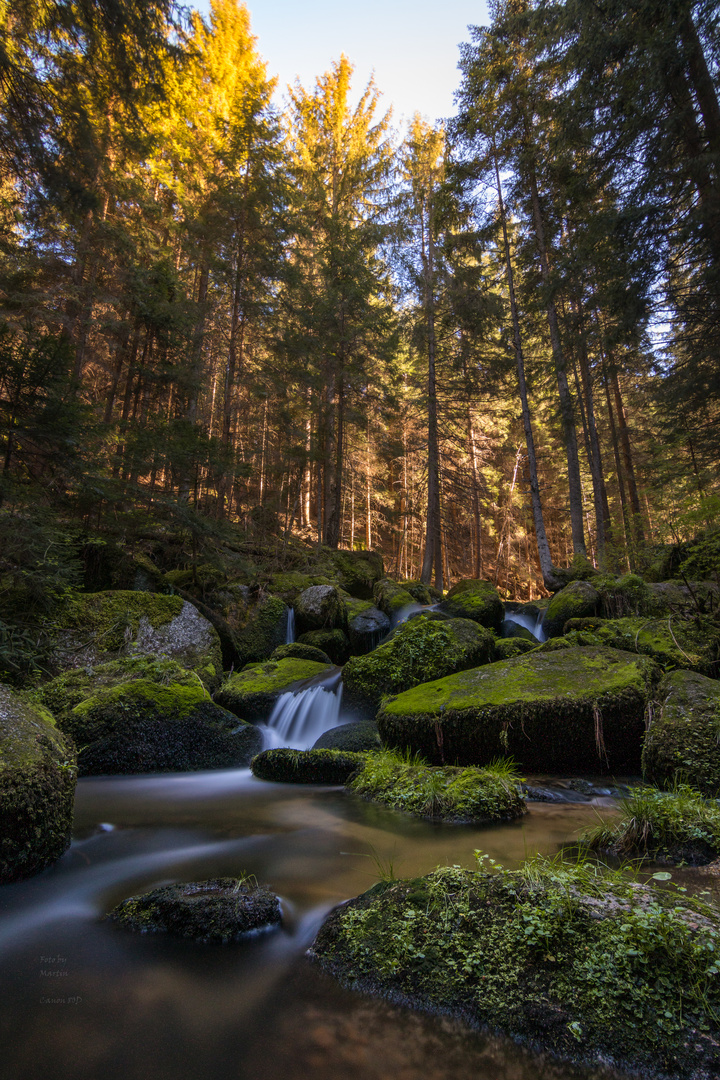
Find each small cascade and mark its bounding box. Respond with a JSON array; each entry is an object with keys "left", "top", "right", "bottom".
[
  {"left": 503, "top": 608, "right": 547, "bottom": 643},
  {"left": 285, "top": 606, "right": 296, "bottom": 644},
  {"left": 260, "top": 669, "right": 343, "bottom": 750},
  {"left": 390, "top": 601, "right": 423, "bottom": 629}
]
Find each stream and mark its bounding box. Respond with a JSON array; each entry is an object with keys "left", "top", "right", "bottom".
[{"left": 0, "top": 766, "right": 624, "bottom": 1080}]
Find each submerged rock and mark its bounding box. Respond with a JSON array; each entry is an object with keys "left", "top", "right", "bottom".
[
  {"left": 308, "top": 861, "right": 720, "bottom": 1078},
  {"left": 251, "top": 747, "right": 365, "bottom": 784},
  {"left": 438, "top": 579, "right": 503, "bottom": 632},
  {"left": 377, "top": 646, "right": 658, "bottom": 773},
  {"left": 215, "top": 657, "right": 334, "bottom": 722},
  {"left": 643, "top": 670, "right": 720, "bottom": 795},
  {"left": 343, "top": 616, "right": 495, "bottom": 720},
  {"left": 107, "top": 877, "right": 282, "bottom": 943},
  {"left": 0, "top": 684, "right": 76, "bottom": 882}
]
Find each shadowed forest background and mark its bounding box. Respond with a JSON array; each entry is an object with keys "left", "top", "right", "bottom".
[{"left": 1, "top": 0, "right": 719, "bottom": 611}]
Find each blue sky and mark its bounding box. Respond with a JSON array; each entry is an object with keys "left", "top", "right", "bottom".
[{"left": 193, "top": 1, "right": 490, "bottom": 127}]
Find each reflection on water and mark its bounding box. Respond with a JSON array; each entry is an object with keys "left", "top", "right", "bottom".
[{"left": 0, "top": 768, "right": 624, "bottom": 1080}]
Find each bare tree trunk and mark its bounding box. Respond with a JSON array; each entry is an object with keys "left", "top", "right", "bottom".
[
  {"left": 610, "top": 365, "right": 646, "bottom": 546},
  {"left": 419, "top": 189, "right": 443, "bottom": 591}
]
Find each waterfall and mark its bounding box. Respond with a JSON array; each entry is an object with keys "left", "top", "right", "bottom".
[
  {"left": 285, "top": 606, "right": 296, "bottom": 644},
  {"left": 503, "top": 609, "right": 547, "bottom": 643},
  {"left": 259, "top": 669, "right": 343, "bottom": 750}
]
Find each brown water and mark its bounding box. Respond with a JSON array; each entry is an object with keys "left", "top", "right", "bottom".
[{"left": 0, "top": 769, "right": 626, "bottom": 1080}]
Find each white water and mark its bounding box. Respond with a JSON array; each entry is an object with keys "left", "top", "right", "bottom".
[
  {"left": 285, "top": 607, "right": 296, "bottom": 644},
  {"left": 503, "top": 609, "right": 547, "bottom": 642},
  {"left": 259, "top": 671, "right": 344, "bottom": 750}
]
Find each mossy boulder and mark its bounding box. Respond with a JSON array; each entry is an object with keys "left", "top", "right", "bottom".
[
  {"left": 271, "top": 642, "right": 332, "bottom": 664},
  {"left": 107, "top": 877, "right": 282, "bottom": 943},
  {"left": 51, "top": 591, "right": 223, "bottom": 690},
  {"left": 39, "top": 658, "right": 261, "bottom": 775},
  {"left": 542, "top": 580, "right": 600, "bottom": 638},
  {"left": 378, "top": 647, "right": 659, "bottom": 773},
  {"left": 402, "top": 581, "right": 434, "bottom": 606},
  {"left": 329, "top": 550, "right": 384, "bottom": 600},
  {"left": 233, "top": 595, "right": 289, "bottom": 668},
  {"left": 215, "top": 658, "right": 334, "bottom": 722},
  {"left": 296, "top": 629, "right": 350, "bottom": 665},
  {"left": 349, "top": 754, "right": 527, "bottom": 823},
  {"left": 308, "top": 860, "right": 720, "bottom": 1078},
  {"left": 643, "top": 670, "right": 720, "bottom": 795},
  {"left": 294, "top": 585, "right": 347, "bottom": 636},
  {"left": 0, "top": 684, "right": 76, "bottom": 882},
  {"left": 373, "top": 578, "right": 418, "bottom": 619},
  {"left": 492, "top": 638, "right": 536, "bottom": 661},
  {"left": 250, "top": 747, "right": 365, "bottom": 784},
  {"left": 344, "top": 598, "right": 390, "bottom": 655},
  {"left": 438, "top": 579, "right": 503, "bottom": 632},
  {"left": 343, "top": 617, "right": 496, "bottom": 720},
  {"left": 312, "top": 720, "right": 382, "bottom": 753}
]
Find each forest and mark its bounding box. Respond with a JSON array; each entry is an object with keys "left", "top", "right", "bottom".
[{"left": 2, "top": 0, "right": 718, "bottom": 605}]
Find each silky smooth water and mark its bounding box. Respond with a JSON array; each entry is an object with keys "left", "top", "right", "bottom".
[{"left": 0, "top": 768, "right": 628, "bottom": 1080}]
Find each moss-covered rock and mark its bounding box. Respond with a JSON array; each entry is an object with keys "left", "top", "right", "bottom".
[
  {"left": 349, "top": 752, "right": 527, "bottom": 823},
  {"left": 492, "top": 638, "right": 536, "bottom": 661},
  {"left": 308, "top": 859, "right": 720, "bottom": 1078},
  {"left": 271, "top": 642, "right": 332, "bottom": 664},
  {"left": 330, "top": 550, "right": 384, "bottom": 600},
  {"left": 345, "top": 599, "right": 390, "bottom": 655},
  {"left": 215, "top": 658, "right": 334, "bottom": 722},
  {"left": 293, "top": 585, "right": 347, "bottom": 636},
  {"left": 312, "top": 720, "right": 382, "bottom": 753},
  {"left": 232, "top": 594, "right": 289, "bottom": 668},
  {"left": 643, "top": 670, "right": 720, "bottom": 795},
  {"left": 372, "top": 578, "right": 418, "bottom": 619},
  {"left": 402, "top": 581, "right": 434, "bottom": 606},
  {"left": 0, "top": 684, "right": 76, "bottom": 882},
  {"left": 296, "top": 629, "right": 350, "bottom": 665},
  {"left": 107, "top": 877, "right": 281, "bottom": 942},
  {"left": 51, "top": 591, "right": 223, "bottom": 689},
  {"left": 438, "top": 579, "right": 503, "bottom": 632},
  {"left": 250, "top": 747, "right": 365, "bottom": 784},
  {"left": 542, "top": 580, "right": 600, "bottom": 638},
  {"left": 378, "top": 647, "right": 659, "bottom": 773},
  {"left": 343, "top": 617, "right": 496, "bottom": 720}
]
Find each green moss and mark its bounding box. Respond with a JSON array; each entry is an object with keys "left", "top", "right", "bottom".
[
  {"left": 63, "top": 590, "right": 184, "bottom": 650},
  {"left": 438, "top": 579, "right": 503, "bottom": 632},
  {"left": 36, "top": 656, "right": 201, "bottom": 720},
  {"left": 251, "top": 747, "right": 366, "bottom": 784},
  {"left": 312, "top": 720, "right": 382, "bottom": 752},
  {"left": 493, "top": 638, "right": 536, "bottom": 660},
  {"left": 271, "top": 642, "right": 332, "bottom": 664},
  {"left": 0, "top": 683, "right": 76, "bottom": 882},
  {"left": 349, "top": 750, "right": 527, "bottom": 822},
  {"left": 582, "top": 784, "right": 720, "bottom": 864},
  {"left": 343, "top": 617, "right": 495, "bottom": 720},
  {"left": 215, "top": 657, "right": 333, "bottom": 721},
  {"left": 643, "top": 670, "right": 720, "bottom": 795},
  {"left": 373, "top": 578, "right": 418, "bottom": 617},
  {"left": 296, "top": 629, "right": 350, "bottom": 664},
  {"left": 378, "top": 647, "right": 659, "bottom": 773},
  {"left": 309, "top": 857, "right": 720, "bottom": 1077},
  {"left": 233, "top": 595, "right": 288, "bottom": 666},
  {"left": 543, "top": 581, "right": 600, "bottom": 638}
]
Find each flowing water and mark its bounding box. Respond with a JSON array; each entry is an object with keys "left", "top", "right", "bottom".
[
  {"left": 259, "top": 669, "right": 344, "bottom": 749},
  {"left": 503, "top": 609, "right": 547, "bottom": 642},
  {"left": 0, "top": 766, "right": 624, "bottom": 1080}
]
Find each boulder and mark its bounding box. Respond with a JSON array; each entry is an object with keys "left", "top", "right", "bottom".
[
  {"left": 492, "top": 638, "right": 535, "bottom": 661},
  {"left": 438, "top": 579, "right": 503, "bottom": 632},
  {"left": 250, "top": 748, "right": 365, "bottom": 784},
  {"left": 308, "top": 861, "right": 720, "bottom": 1078},
  {"left": 296, "top": 629, "right": 350, "bottom": 665},
  {"left": 215, "top": 658, "right": 334, "bottom": 722},
  {"left": 271, "top": 642, "right": 332, "bottom": 664},
  {"left": 330, "top": 550, "right": 384, "bottom": 600},
  {"left": 542, "top": 580, "right": 599, "bottom": 638},
  {"left": 39, "top": 657, "right": 261, "bottom": 775},
  {"left": 643, "top": 670, "right": 720, "bottom": 795},
  {"left": 345, "top": 599, "right": 390, "bottom": 654},
  {"left": 373, "top": 578, "right": 418, "bottom": 619},
  {"left": 343, "top": 616, "right": 495, "bottom": 720},
  {"left": 294, "top": 585, "right": 347, "bottom": 635},
  {"left": 377, "top": 647, "right": 659, "bottom": 773},
  {"left": 0, "top": 684, "right": 76, "bottom": 882},
  {"left": 232, "top": 594, "right": 289, "bottom": 667},
  {"left": 107, "top": 877, "right": 282, "bottom": 942},
  {"left": 312, "top": 720, "right": 382, "bottom": 753},
  {"left": 51, "top": 591, "right": 223, "bottom": 690}
]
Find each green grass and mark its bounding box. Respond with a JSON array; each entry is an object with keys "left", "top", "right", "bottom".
[
  {"left": 348, "top": 750, "right": 527, "bottom": 822},
  {"left": 581, "top": 783, "right": 720, "bottom": 862}
]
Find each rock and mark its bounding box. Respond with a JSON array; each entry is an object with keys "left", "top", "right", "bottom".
[
  {"left": 542, "top": 580, "right": 600, "bottom": 638},
  {"left": 377, "top": 646, "right": 659, "bottom": 773},
  {"left": 250, "top": 748, "right": 365, "bottom": 784},
  {"left": 51, "top": 591, "right": 223, "bottom": 690},
  {"left": 107, "top": 877, "right": 282, "bottom": 942},
  {"left": 0, "top": 684, "right": 76, "bottom": 882},
  {"left": 39, "top": 657, "right": 261, "bottom": 775},
  {"left": 402, "top": 581, "right": 434, "bottom": 606},
  {"left": 233, "top": 595, "right": 289, "bottom": 667},
  {"left": 312, "top": 720, "right": 382, "bottom": 752},
  {"left": 647, "top": 579, "right": 720, "bottom": 615},
  {"left": 492, "top": 638, "right": 536, "bottom": 660},
  {"left": 295, "top": 629, "right": 350, "bottom": 665},
  {"left": 348, "top": 754, "right": 527, "bottom": 823},
  {"left": 500, "top": 618, "right": 536, "bottom": 640},
  {"left": 643, "top": 670, "right": 720, "bottom": 795},
  {"left": 308, "top": 861, "right": 720, "bottom": 1078},
  {"left": 437, "top": 579, "right": 503, "bottom": 632},
  {"left": 345, "top": 600, "right": 390, "bottom": 654},
  {"left": 372, "top": 578, "right": 418, "bottom": 619},
  {"left": 294, "top": 585, "right": 347, "bottom": 635},
  {"left": 343, "top": 617, "right": 495, "bottom": 720},
  {"left": 271, "top": 642, "right": 332, "bottom": 664},
  {"left": 330, "top": 550, "right": 384, "bottom": 600},
  {"left": 214, "top": 658, "right": 334, "bottom": 722}
]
